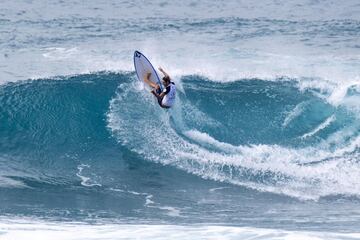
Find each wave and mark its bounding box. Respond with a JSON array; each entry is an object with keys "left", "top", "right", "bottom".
[{"left": 0, "top": 72, "right": 360, "bottom": 202}]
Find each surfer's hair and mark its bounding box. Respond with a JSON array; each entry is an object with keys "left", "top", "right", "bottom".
[{"left": 162, "top": 76, "right": 170, "bottom": 82}]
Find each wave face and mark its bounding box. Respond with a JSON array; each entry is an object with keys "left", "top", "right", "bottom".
[{"left": 0, "top": 72, "right": 359, "bottom": 233}]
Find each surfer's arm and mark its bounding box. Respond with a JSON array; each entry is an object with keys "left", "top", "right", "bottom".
[
  {"left": 151, "top": 90, "right": 166, "bottom": 98},
  {"left": 151, "top": 85, "right": 169, "bottom": 99},
  {"left": 158, "top": 67, "right": 170, "bottom": 79}
]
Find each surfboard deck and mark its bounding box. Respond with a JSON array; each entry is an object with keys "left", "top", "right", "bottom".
[{"left": 133, "top": 51, "right": 163, "bottom": 91}]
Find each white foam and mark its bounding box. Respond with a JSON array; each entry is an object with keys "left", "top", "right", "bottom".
[
  {"left": 108, "top": 188, "right": 156, "bottom": 207},
  {"left": 1, "top": 218, "right": 359, "bottom": 240},
  {"left": 0, "top": 176, "right": 28, "bottom": 188},
  {"left": 209, "top": 187, "right": 230, "bottom": 192},
  {"left": 108, "top": 188, "right": 126, "bottom": 193},
  {"left": 300, "top": 115, "right": 336, "bottom": 139},
  {"left": 184, "top": 130, "right": 240, "bottom": 154},
  {"left": 76, "top": 164, "right": 101, "bottom": 187},
  {"left": 327, "top": 82, "right": 360, "bottom": 107},
  {"left": 145, "top": 195, "right": 155, "bottom": 206},
  {"left": 282, "top": 101, "right": 309, "bottom": 127},
  {"left": 156, "top": 206, "right": 182, "bottom": 217}
]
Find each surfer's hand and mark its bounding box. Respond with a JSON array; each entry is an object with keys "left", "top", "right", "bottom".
[{"left": 158, "top": 67, "right": 163, "bottom": 71}]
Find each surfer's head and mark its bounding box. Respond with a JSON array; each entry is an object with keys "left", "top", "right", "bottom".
[{"left": 162, "top": 76, "right": 170, "bottom": 85}]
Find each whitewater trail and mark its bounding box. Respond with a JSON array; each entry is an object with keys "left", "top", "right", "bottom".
[{"left": 107, "top": 75, "right": 360, "bottom": 201}]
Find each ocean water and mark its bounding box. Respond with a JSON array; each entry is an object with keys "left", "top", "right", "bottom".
[{"left": 1, "top": 0, "right": 360, "bottom": 239}]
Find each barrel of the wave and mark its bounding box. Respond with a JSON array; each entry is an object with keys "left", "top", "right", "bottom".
[{"left": 133, "top": 50, "right": 163, "bottom": 91}]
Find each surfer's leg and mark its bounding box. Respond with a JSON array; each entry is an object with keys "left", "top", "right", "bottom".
[
  {"left": 151, "top": 91, "right": 163, "bottom": 105},
  {"left": 143, "top": 72, "right": 158, "bottom": 89},
  {"left": 151, "top": 86, "right": 162, "bottom": 96},
  {"left": 150, "top": 91, "right": 169, "bottom": 108}
]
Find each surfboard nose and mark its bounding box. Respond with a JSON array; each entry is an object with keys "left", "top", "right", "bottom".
[{"left": 134, "top": 50, "right": 141, "bottom": 58}]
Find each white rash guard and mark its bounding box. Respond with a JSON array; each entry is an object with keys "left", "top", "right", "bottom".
[{"left": 161, "top": 82, "right": 176, "bottom": 107}]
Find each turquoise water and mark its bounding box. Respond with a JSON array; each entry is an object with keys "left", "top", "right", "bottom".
[{"left": 0, "top": 0, "right": 360, "bottom": 239}]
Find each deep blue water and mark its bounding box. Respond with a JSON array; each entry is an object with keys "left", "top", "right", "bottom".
[{"left": 0, "top": 0, "right": 360, "bottom": 239}]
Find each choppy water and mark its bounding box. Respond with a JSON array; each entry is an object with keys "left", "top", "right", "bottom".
[{"left": 0, "top": 0, "right": 360, "bottom": 239}]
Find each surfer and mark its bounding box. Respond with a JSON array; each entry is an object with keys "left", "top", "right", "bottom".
[{"left": 144, "top": 67, "right": 176, "bottom": 109}]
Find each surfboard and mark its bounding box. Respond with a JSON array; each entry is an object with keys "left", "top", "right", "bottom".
[{"left": 133, "top": 50, "right": 163, "bottom": 91}]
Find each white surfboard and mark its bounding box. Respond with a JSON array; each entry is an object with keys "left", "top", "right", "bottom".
[{"left": 133, "top": 51, "right": 163, "bottom": 91}]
